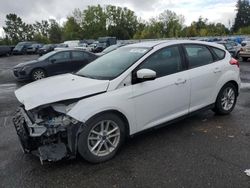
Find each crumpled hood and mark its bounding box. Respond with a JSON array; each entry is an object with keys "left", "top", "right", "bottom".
[{"left": 15, "top": 73, "right": 110, "bottom": 110}]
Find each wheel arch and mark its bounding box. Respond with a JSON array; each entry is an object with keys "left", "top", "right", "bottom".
[
  {"left": 226, "top": 80, "right": 239, "bottom": 96},
  {"left": 85, "top": 110, "right": 131, "bottom": 138},
  {"left": 215, "top": 80, "right": 239, "bottom": 101}
]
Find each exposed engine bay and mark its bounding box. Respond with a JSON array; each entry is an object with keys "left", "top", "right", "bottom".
[{"left": 13, "top": 103, "right": 82, "bottom": 164}]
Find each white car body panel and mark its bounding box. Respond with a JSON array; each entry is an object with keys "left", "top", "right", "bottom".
[
  {"left": 15, "top": 73, "right": 109, "bottom": 110},
  {"left": 14, "top": 40, "right": 240, "bottom": 136},
  {"left": 68, "top": 84, "right": 138, "bottom": 134},
  {"left": 187, "top": 59, "right": 225, "bottom": 112},
  {"left": 132, "top": 71, "right": 190, "bottom": 131}
]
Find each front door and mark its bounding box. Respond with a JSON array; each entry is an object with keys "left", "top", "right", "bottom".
[
  {"left": 47, "top": 51, "right": 71, "bottom": 75},
  {"left": 132, "top": 45, "right": 190, "bottom": 131}
]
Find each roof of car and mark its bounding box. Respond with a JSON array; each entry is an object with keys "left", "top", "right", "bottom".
[
  {"left": 125, "top": 40, "right": 225, "bottom": 50},
  {"left": 54, "top": 48, "right": 96, "bottom": 55}
]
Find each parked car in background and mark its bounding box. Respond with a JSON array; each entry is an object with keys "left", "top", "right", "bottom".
[
  {"left": 26, "top": 43, "right": 43, "bottom": 54},
  {"left": 98, "top": 37, "right": 117, "bottom": 47},
  {"left": 96, "top": 43, "right": 126, "bottom": 56},
  {"left": 0, "top": 45, "right": 12, "bottom": 56},
  {"left": 63, "top": 40, "right": 82, "bottom": 48},
  {"left": 92, "top": 42, "right": 107, "bottom": 53},
  {"left": 75, "top": 43, "right": 88, "bottom": 51},
  {"left": 227, "top": 41, "right": 242, "bottom": 58},
  {"left": 92, "top": 37, "right": 117, "bottom": 53},
  {"left": 241, "top": 40, "right": 250, "bottom": 47},
  {"left": 217, "top": 41, "right": 237, "bottom": 58},
  {"left": 87, "top": 43, "right": 97, "bottom": 52},
  {"left": 13, "top": 40, "right": 240, "bottom": 164},
  {"left": 13, "top": 49, "right": 98, "bottom": 81},
  {"left": 239, "top": 41, "right": 250, "bottom": 61},
  {"left": 38, "top": 44, "right": 56, "bottom": 56},
  {"left": 13, "top": 41, "right": 35, "bottom": 55}
]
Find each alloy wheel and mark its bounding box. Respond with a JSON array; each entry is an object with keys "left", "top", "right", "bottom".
[
  {"left": 33, "top": 70, "right": 45, "bottom": 80},
  {"left": 87, "top": 120, "right": 120, "bottom": 157},
  {"left": 221, "top": 87, "right": 235, "bottom": 111}
]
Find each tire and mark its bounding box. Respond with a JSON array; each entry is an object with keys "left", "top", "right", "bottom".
[
  {"left": 242, "top": 57, "right": 248, "bottom": 62},
  {"left": 78, "top": 113, "right": 126, "bottom": 163},
  {"left": 213, "top": 83, "right": 237, "bottom": 115},
  {"left": 235, "top": 52, "right": 240, "bottom": 59},
  {"left": 31, "top": 68, "right": 46, "bottom": 81}
]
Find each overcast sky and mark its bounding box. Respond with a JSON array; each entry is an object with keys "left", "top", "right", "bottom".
[{"left": 0, "top": 0, "right": 237, "bottom": 36}]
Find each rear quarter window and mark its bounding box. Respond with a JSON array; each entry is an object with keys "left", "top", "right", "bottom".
[{"left": 211, "top": 47, "right": 225, "bottom": 60}]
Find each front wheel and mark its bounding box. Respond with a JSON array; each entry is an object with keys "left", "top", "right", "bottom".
[
  {"left": 78, "top": 113, "right": 126, "bottom": 163},
  {"left": 213, "top": 83, "right": 237, "bottom": 115},
  {"left": 31, "top": 68, "right": 46, "bottom": 81}
]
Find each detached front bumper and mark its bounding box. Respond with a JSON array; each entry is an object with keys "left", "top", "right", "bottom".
[{"left": 13, "top": 107, "right": 82, "bottom": 164}]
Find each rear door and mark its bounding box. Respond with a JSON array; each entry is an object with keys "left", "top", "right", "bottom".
[
  {"left": 182, "top": 44, "right": 224, "bottom": 112},
  {"left": 71, "top": 51, "right": 95, "bottom": 72}
]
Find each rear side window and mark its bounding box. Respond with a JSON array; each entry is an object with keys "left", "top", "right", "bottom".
[
  {"left": 211, "top": 47, "right": 225, "bottom": 60},
  {"left": 72, "top": 51, "right": 87, "bottom": 60},
  {"left": 184, "top": 44, "right": 214, "bottom": 69}
]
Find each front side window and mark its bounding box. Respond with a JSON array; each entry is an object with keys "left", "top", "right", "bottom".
[
  {"left": 138, "top": 46, "right": 183, "bottom": 78},
  {"left": 184, "top": 44, "right": 214, "bottom": 69},
  {"left": 50, "top": 51, "right": 70, "bottom": 61}
]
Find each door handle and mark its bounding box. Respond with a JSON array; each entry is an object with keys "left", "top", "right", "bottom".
[
  {"left": 175, "top": 78, "right": 187, "bottom": 85},
  {"left": 213, "top": 67, "right": 221, "bottom": 73}
]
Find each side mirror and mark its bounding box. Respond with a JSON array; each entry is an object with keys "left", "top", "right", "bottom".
[
  {"left": 50, "top": 59, "right": 56, "bottom": 63},
  {"left": 136, "top": 69, "right": 156, "bottom": 82}
]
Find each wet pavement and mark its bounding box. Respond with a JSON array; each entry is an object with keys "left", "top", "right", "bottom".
[{"left": 0, "top": 55, "right": 250, "bottom": 188}]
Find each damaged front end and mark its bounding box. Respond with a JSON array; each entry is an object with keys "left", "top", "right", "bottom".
[{"left": 13, "top": 104, "right": 82, "bottom": 164}]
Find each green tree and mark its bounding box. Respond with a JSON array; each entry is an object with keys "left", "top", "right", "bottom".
[
  {"left": 3, "top": 13, "right": 27, "bottom": 44},
  {"left": 133, "top": 10, "right": 184, "bottom": 39},
  {"left": 233, "top": 0, "right": 250, "bottom": 32},
  {"left": 48, "top": 19, "right": 62, "bottom": 43},
  {"left": 62, "top": 16, "right": 83, "bottom": 40},
  {"left": 159, "top": 10, "right": 184, "bottom": 38},
  {"left": 33, "top": 20, "right": 50, "bottom": 38},
  {"left": 82, "top": 5, "right": 107, "bottom": 39},
  {"left": 106, "top": 5, "right": 138, "bottom": 39}
]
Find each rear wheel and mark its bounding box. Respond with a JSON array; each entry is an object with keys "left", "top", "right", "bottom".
[
  {"left": 78, "top": 113, "right": 126, "bottom": 163},
  {"left": 213, "top": 83, "right": 237, "bottom": 115},
  {"left": 31, "top": 68, "right": 46, "bottom": 81},
  {"left": 242, "top": 57, "right": 248, "bottom": 61}
]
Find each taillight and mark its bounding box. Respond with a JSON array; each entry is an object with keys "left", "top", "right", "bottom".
[{"left": 230, "top": 58, "right": 239, "bottom": 68}]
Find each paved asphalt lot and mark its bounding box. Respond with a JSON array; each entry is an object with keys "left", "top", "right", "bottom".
[{"left": 0, "top": 55, "right": 250, "bottom": 188}]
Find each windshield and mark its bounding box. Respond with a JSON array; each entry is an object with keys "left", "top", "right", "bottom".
[
  {"left": 102, "top": 45, "right": 120, "bottom": 53},
  {"left": 38, "top": 51, "right": 57, "bottom": 61},
  {"left": 14, "top": 43, "right": 27, "bottom": 50},
  {"left": 97, "top": 43, "right": 106, "bottom": 48},
  {"left": 42, "top": 44, "right": 51, "bottom": 49},
  {"left": 76, "top": 47, "right": 151, "bottom": 80}
]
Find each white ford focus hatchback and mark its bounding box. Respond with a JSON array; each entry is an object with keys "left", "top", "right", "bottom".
[{"left": 13, "top": 40, "right": 240, "bottom": 163}]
